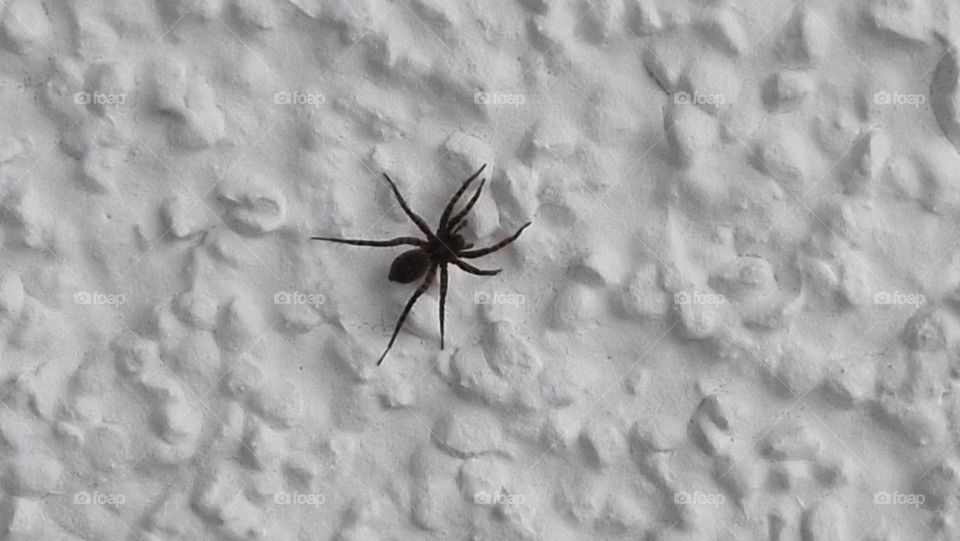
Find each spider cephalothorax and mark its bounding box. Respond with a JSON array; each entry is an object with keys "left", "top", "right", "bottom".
[{"left": 312, "top": 164, "right": 531, "bottom": 365}]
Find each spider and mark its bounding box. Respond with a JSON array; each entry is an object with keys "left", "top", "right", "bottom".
[{"left": 312, "top": 164, "right": 531, "bottom": 366}]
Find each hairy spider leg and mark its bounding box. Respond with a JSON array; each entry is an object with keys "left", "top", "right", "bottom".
[
  {"left": 459, "top": 222, "right": 532, "bottom": 259},
  {"left": 310, "top": 236, "right": 426, "bottom": 247},
  {"left": 381, "top": 173, "right": 441, "bottom": 243},
  {"left": 451, "top": 258, "right": 501, "bottom": 276},
  {"left": 438, "top": 164, "right": 487, "bottom": 231},
  {"left": 446, "top": 179, "right": 486, "bottom": 232},
  {"left": 439, "top": 265, "right": 448, "bottom": 349},
  {"left": 377, "top": 264, "right": 438, "bottom": 366}
]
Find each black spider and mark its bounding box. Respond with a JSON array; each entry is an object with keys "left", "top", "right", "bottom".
[{"left": 312, "top": 164, "right": 531, "bottom": 365}]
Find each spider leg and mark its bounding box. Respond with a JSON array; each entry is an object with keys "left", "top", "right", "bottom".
[
  {"left": 377, "top": 264, "right": 437, "bottom": 366},
  {"left": 381, "top": 173, "right": 440, "bottom": 242},
  {"left": 310, "top": 235, "right": 426, "bottom": 247},
  {"left": 451, "top": 258, "right": 501, "bottom": 276},
  {"left": 439, "top": 264, "right": 448, "bottom": 350},
  {"left": 438, "top": 164, "right": 486, "bottom": 231},
  {"left": 458, "top": 222, "right": 532, "bottom": 259},
  {"left": 453, "top": 219, "right": 468, "bottom": 233},
  {"left": 447, "top": 179, "right": 486, "bottom": 231}
]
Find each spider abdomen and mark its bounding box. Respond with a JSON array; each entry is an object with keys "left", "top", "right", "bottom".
[{"left": 389, "top": 249, "right": 431, "bottom": 283}]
